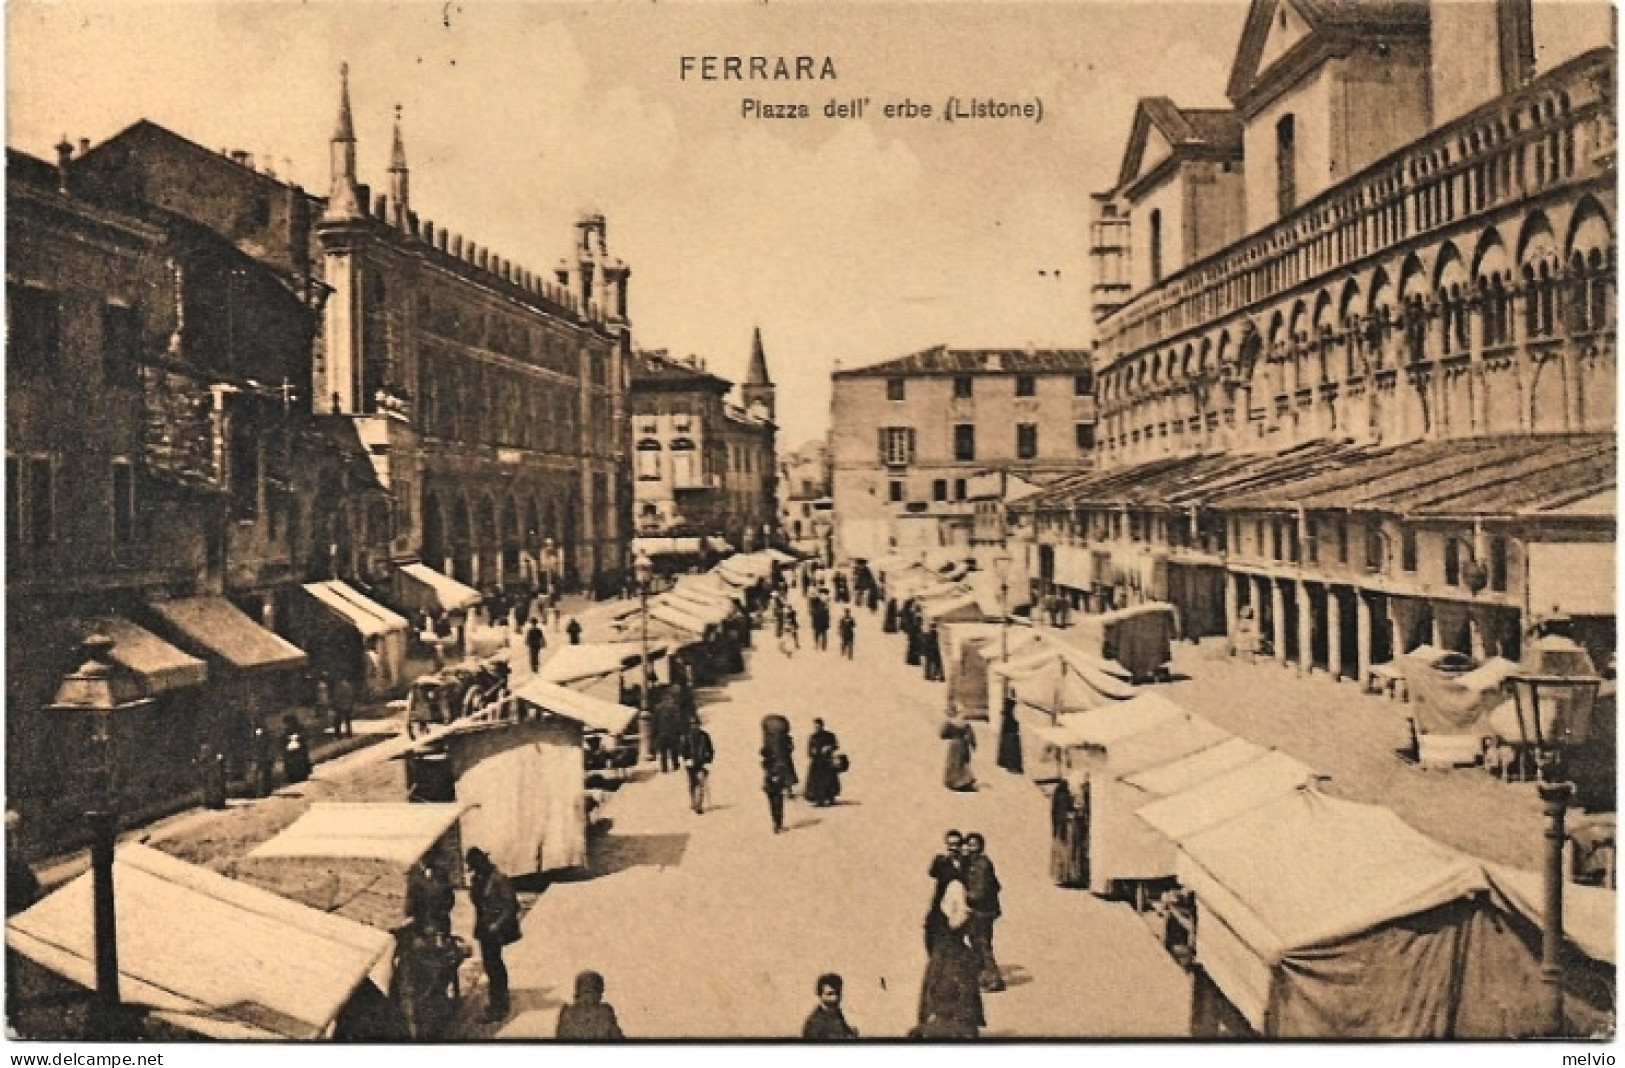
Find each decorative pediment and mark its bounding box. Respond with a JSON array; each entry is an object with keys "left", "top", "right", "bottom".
[
  {"left": 1257, "top": 0, "right": 1312, "bottom": 76},
  {"left": 1226, "top": 0, "right": 1429, "bottom": 112}
]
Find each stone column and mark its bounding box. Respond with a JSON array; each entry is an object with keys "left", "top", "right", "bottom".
[
  {"left": 1430, "top": 602, "right": 1443, "bottom": 648},
  {"left": 1270, "top": 578, "right": 1288, "bottom": 665},
  {"left": 1327, "top": 586, "right": 1344, "bottom": 681},
  {"left": 1356, "top": 590, "right": 1373, "bottom": 685},
  {"left": 1469, "top": 608, "right": 1488, "bottom": 661},
  {"left": 1224, "top": 569, "right": 1240, "bottom": 650},
  {"left": 1297, "top": 580, "right": 1314, "bottom": 674}
]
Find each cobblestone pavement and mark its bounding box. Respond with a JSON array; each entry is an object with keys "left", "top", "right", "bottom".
[{"left": 481, "top": 595, "right": 1193, "bottom": 1039}]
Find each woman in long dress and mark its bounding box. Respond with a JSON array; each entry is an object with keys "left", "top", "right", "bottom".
[
  {"left": 916, "top": 882, "right": 985, "bottom": 1038},
  {"left": 804, "top": 718, "right": 842, "bottom": 807},
  {"left": 995, "top": 695, "right": 1023, "bottom": 773},
  {"left": 941, "top": 713, "right": 977, "bottom": 792},
  {"left": 1050, "top": 775, "right": 1091, "bottom": 888}
]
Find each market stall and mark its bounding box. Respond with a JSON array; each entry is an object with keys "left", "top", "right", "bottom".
[{"left": 6, "top": 843, "right": 396, "bottom": 1040}]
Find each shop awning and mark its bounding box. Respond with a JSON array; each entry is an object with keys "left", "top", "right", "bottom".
[
  {"left": 511, "top": 677, "right": 641, "bottom": 733},
  {"left": 395, "top": 563, "right": 482, "bottom": 614},
  {"left": 303, "top": 581, "right": 410, "bottom": 639},
  {"left": 649, "top": 600, "right": 714, "bottom": 634},
  {"left": 147, "top": 597, "right": 307, "bottom": 674},
  {"left": 69, "top": 616, "right": 207, "bottom": 695},
  {"left": 6, "top": 844, "right": 391, "bottom": 1040},
  {"left": 248, "top": 803, "right": 466, "bottom": 867},
  {"left": 539, "top": 642, "right": 665, "bottom": 684}
]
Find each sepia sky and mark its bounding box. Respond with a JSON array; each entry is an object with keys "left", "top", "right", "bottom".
[{"left": 6, "top": 1, "right": 1610, "bottom": 447}]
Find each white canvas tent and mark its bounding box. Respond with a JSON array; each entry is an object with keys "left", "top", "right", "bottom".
[
  {"left": 539, "top": 642, "right": 664, "bottom": 686},
  {"left": 1023, "top": 691, "right": 1191, "bottom": 780},
  {"left": 6, "top": 844, "right": 392, "bottom": 1040},
  {"left": 1136, "top": 749, "right": 1317, "bottom": 845}
]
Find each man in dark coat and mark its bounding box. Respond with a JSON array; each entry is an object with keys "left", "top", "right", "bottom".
[
  {"left": 466, "top": 847, "right": 520, "bottom": 1021},
  {"left": 525, "top": 619, "right": 547, "bottom": 674},
  {"left": 962, "top": 833, "right": 1006, "bottom": 992},
  {"left": 566, "top": 617, "right": 583, "bottom": 645},
  {"left": 405, "top": 856, "right": 455, "bottom": 934},
  {"left": 680, "top": 719, "right": 716, "bottom": 814},
  {"left": 802, "top": 973, "right": 858, "bottom": 1039},
  {"left": 838, "top": 610, "right": 856, "bottom": 659},
  {"left": 332, "top": 675, "right": 357, "bottom": 739}
]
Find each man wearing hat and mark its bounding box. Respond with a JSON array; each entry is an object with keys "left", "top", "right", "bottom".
[{"left": 465, "top": 847, "right": 521, "bottom": 1021}]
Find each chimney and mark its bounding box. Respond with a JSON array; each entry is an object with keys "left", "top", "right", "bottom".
[
  {"left": 77, "top": 138, "right": 90, "bottom": 158},
  {"left": 230, "top": 150, "right": 250, "bottom": 166},
  {"left": 373, "top": 192, "right": 387, "bottom": 219}
]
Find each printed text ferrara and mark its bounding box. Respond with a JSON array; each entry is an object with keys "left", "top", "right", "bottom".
[{"left": 680, "top": 55, "right": 838, "bottom": 81}]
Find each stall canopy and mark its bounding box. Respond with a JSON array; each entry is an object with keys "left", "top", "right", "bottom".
[
  {"left": 991, "top": 642, "right": 1138, "bottom": 716},
  {"left": 1171, "top": 789, "right": 1614, "bottom": 1038},
  {"left": 674, "top": 573, "right": 744, "bottom": 603},
  {"left": 649, "top": 600, "right": 716, "bottom": 635},
  {"left": 510, "top": 677, "right": 641, "bottom": 733},
  {"left": 1136, "top": 749, "right": 1316, "bottom": 845},
  {"left": 539, "top": 642, "right": 665, "bottom": 686},
  {"left": 147, "top": 596, "right": 307, "bottom": 674},
  {"left": 1069, "top": 603, "right": 1178, "bottom": 681},
  {"left": 249, "top": 803, "right": 466, "bottom": 866},
  {"left": 68, "top": 615, "right": 207, "bottom": 695},
  {"left": 394, "top": 563, "right": 482, "bottom": 615},
  {"left": 664, "top": 591, "right": 735, "bottom": 624},
  {"left": 920, "top": 590, "right": 983, "bottom": 625},
  {"left": 303, "top": 581, "right": 411, "bottom": 638},
  {"left": 632, "top": 536, "right": 705, "bottom": 556},
  {"left": 6, "top": 844, "right": 391, "bottom": 1040}
]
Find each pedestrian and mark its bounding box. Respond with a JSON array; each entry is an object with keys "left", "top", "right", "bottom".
[
  {"left": 883, "top": 598, "right": 898, "bottom": 634},
  {"left": 838, "top": 609, "right": 856, "bottom": 659},
  {"left": 914, "top": 881, "right": 984, "bottom": 1038},
  {"left": 680, "top": 717, "right": 715, "bottom": 814},
  {"left": 1050, "top": 775, "right": 1091, "bottom": 889},
  {"left": 332, "top": 674, "right": 357, "bottom": 739},
  {"left": 923, "top": 624, "right": 944, "bottom": 681},
  {"left": 525, "top": 619, "right": 547, "bottom": 674},
  {"left": 772, "top": 592, "right": 786, "bottom": 638},
  {"left": 780, "top": 606, "right": 800, "bottom": 656},
  {"left": 941, "top": 710, "right": 977, "bottom": 792},
  {"left": 804, "top": 718, "right": 843, "bottom": 807},
  {"left": 802, "top": 973, "right": 858, "bottom": 1039},
  {"left": 567, "top": 617, "right": 583, "bottom": 645},
  {"left": 761, "top": 714, "right": 797, "bottom": 833},
  {"left": 655, "top": 688, "right": 684, "bottom": 774},
  {"left": 556, "top": 970, "right": 625, "bottom": 1040},
  {"left": 195, "top": 741, "right": 228, "bottom": 810},
  {"left": 405, "top": 855, "right": 455, "bottom": 934},
  {"left": 281, "top": 715, "right": 312, "bottom": 784},
  {"left": 252, "top": 720, "right": 277, "bottom": 797},
  {"left": 466, "top": 847, "right": 521, "bottom": 1021},
  {"left": 925, "top": 829, "right": 966, "bottom": 952},
  {"left": 314, "top": 672, "right": 332, "bottom": 732},
  {"left": 995, "top": 694, "right": 1023, "bottom": 774},
  {"left": 961, "top": 833, "right": 1005, "bottom": 992}
]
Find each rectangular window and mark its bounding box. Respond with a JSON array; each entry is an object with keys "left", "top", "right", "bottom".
[
  {"left": 879, "top": 427, "right": 915, "bottom": 466},
  {"left": 953, "top": 376, "right": 973, "bottom": 399},
  {"left": 953, "top": 424, "right": 976, "bottom": 463},
  {"left": 1366, "top": 527, "right": 1386, "bottom": 573},
  {"left": 888, "top": 480, "right": 904, "bottom": 503},
  {"left": 1489, "top": 536, "right": 1508, "bottom": 592},
  {"left": 111, "top": 460, "right": 135, "bottom": 543},
  {"left": 9, "top": 284, "right": 61, "bottom": 379},
  {"left": 1074, "top": 372, "right": 1093, "bottom": 396},
  {"left": 1271, "top": 521, "right": 1282, "bottom": 561},
  {"left": 932, "top": 479, "right": 948, "bottom": 502},
  {"left": 636, "top": 448, "right": 661, "bottom": 480},
  {"left": 1277, "top": 114, "right": 1297, "bottom": 216},
  {"left": 1256, "top": 520, "right": 1266, "bottom": 558},
  {"left": 1149, "top": 209, "right": 1164, "bottom": 285},
  {"left": 1306, "top": 519, "right": 1319, "bottom": 564},
  {"left": 1443, "top": 538, "right": 1461, "bottom": 586},
  {"left": 1016, "top": 423, "right": 1038, "bottom": 460},
  {"left": 1286, "top": 518, "right": 1300, "bottom": 564},
  {"left": 953, "top": 479, "right": 967, "bottom": 502},
  {"left": 886, "top": 378, "right": 906, "bottom": 401},
  {"left": 102, "top": 303, "right": 142, "bottom": 386},
  {"left": 27, "top": 457, "right": 54, "bottom": 549},
  {"left": 1401, "top": 528, "right": 1418, "bottom": 573},
  {"left": 1075, "top": 423, "right": 1096, "bottom": 451},
  {"left": 1015, "top": 375, "right": 1036, "bottom": 398},
  {"left": 1337, "top": 519, "right": 1349, "bottom": 564}
]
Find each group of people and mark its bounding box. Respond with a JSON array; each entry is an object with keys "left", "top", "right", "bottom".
[
  {"left": 771, "top": 586, "right": 859, "bottom": 661},
  {"left": 917, "top": 829, "right": 1006, "bottom": 1037},
  {"left": 760, "top": 715, "right": 848, "bottom": 831},
  {"left": 894, "top": 600, "right": 946, "bottom": 681}
]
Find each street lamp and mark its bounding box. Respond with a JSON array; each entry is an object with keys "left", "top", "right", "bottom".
[
  {"left": 1508, "top": 653, "right": 1602, "bottom": 1039},
  {"left": 992, "top": 554, "right": 1013, "bottom": 663},
  {"left": 46, "top": 635, "right": 153, "bottom": 1039},
  {"left": 634, "top": 551, "right": 655, "bottom": 762}
]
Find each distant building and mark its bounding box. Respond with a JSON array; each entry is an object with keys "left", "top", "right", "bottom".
[
  {"left": 630, "top": 331, "right": 777, "bottom": 562},
  {"left": 1014, "top": 0, "right": 1616, "bottom": 677},
  {"left": 778, "top": 438, "right": 834, "bottom": 562},
  {"left": 829, "top": 345, "right": 1096, "bottom": 563}
]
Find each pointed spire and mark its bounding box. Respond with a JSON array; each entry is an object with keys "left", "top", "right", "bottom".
[
  {"left": 325, "top": 63, "right": 362, "bottom": 221},
  {"left": 333, "top": 63, "right": 355, "bottom": 143},
  {"left": 389, "top": 104, "right": 407, "bottom": 172},
  {"left": 746, "top": 326, "right": 773, "bottom": 386}
]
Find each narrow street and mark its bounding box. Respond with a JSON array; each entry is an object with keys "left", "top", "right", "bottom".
[{"left": 483, "top": 595, "right": 1192, "bottom": 1039}]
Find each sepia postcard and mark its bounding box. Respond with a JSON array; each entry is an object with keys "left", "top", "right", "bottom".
[{"left": 2, "top": 0, "right": 1617, "bottom": 1055}]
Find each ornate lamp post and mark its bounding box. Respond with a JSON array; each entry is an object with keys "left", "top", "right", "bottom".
[
  {"left": 634, "top": 551, "right": 655, "bottom": 762},
  {"left": 992, "top": 553, "right": 1014, "bottom": 665},
  {"left": 1508, "top": 664, "right": 1602, "bottom": 1038},
  {"left": 46, "top": 635, "right": 153, "bottom": 1039}
]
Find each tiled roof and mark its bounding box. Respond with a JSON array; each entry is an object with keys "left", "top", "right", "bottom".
[
  {"left": 836, "top": 345, "right": 1093, "bottom": 378},
  {"left": 631, "top": 350, "right": 732, "bottom": 391},
  {"left": 1017, "top": 435, "right": 1615, "bottom": 520}
]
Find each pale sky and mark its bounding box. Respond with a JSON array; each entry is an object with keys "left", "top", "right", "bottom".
[{"left": 6, "top": 2, "right": 1610, "bottom": 446}]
